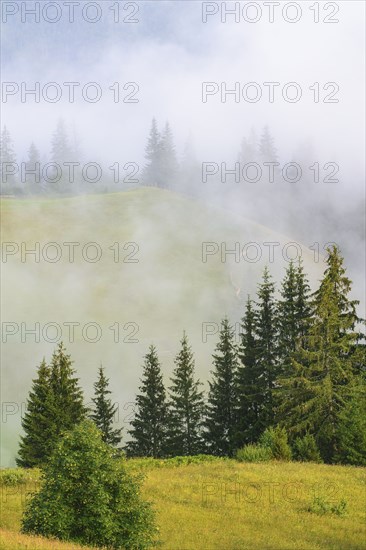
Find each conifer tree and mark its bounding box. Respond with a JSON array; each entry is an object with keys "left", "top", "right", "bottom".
[
  {"left": 259, "top": 126, "right": 277, "bottom": 163},
  {"left": 254, "top": 267, "right": 278, "bottom": 431},
  {"left": 24, "top": 143, "right": 41, "bottom": 194},
  {"left": 47, "top": 342, "right": 86, "bottom": 439},
  {"left": 16, "top": 360, "right": 53, "bottom": 468},
  {"left": 205, "top": 318, "right": 238, "bottom": 456},
  {"left": 17, "top": 343, "right": 86, "bottom": 467},
  {"left": 159, "top": 122, "right": 179, "bottom": 189},
  {"left": 142, "top": 118, "right": 161, "bottom": 187},
  {"left": 277, "top": 259, "right": 311, "bottom": 374},
  {"left": 90, "top": 366, "right": 122, "bottom": 447},
  {"left": 50, "top": 119, "right": 72, "bottom": 193},
  {"left": 279, "top": 247, "right": 363, "bottom": 462},
  {"left": 0, "top": 125, "right": 17, "bottom": 192},
  {"left": 236, "top": 297, "right": 263, "bottom": 446},
  {"left": 127, "top": 346, "right": 168, "bottom": 457},
  {"left": 167, "top": 333, "right": 205, "bottom": 456}
]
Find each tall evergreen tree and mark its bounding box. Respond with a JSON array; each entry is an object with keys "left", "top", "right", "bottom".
[
  {"left": 127, "top": 346, "right": 168, "bottom": 457},
  {"left": 259, "top": 126, "right": 277, "bottom": 163},
  {"left": 0, "top": 125, "right": 17, "bottom": 192},
  {"left": 205, "top": 318, "right": 238, "bottom": 456},
  {"left": 24, "top": 143, "right": 41, "bottom": 194},
  {"left": 142, "top": 118, "right": 161, "bottom": 187},
  {"left": 50, "top": 119, "right": 72, "bottom": 193},
  {"left": 167, "top": 333, "right": 205, "bottom": 456},
  {"left": 277, "top": 259, "right": 311, "bottom": 374},
  {"left": 254, "top": 267, "right": 278, "bottom": 431},
  {"left": 159, "top": 122, "right": 179, "bottom": 189},
  {"left": 90, "top": 366, "right": 122, "bottom": 447},
  {"left": 279, "top": 247, "right": 363, "bottom": 462},
  {"left": 16, "top": 360, "right": 53, "bottom": 468},
  {"left": 47, "top": 342, "right": 86, "bottom": 439},
  {"left": 17, "top": 343, "right": 86, "bottom": 467},
  {"left": 236, "top": 296, "right": 262, "bottom": 446}
]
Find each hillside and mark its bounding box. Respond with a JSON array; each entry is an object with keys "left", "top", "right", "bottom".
[
  {"left": 1, "top": 460, "right": 365, "bottom": 550},
  {"left": 1, "top": 188, "right": 324, "bottom": 465}
]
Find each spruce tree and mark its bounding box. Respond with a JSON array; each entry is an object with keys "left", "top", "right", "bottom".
[
  {"left": 24, "top": 143, "right": 41, "bottom": 194},
  {"left": 0, "top": 125, "right": 17, "bottom": 193},
  {"left": 159, "top": 122, "right": 178, "bottom": 189},
  {"left": 205, "top": 318, "right": 238, "bottom": 456},
  {"left": 236, "top": 297, "right": 263, "bottom": 446},
  {"left": 277, "top": 259, "right": 311, "bottom": 374},
  {"left": 47, "top": 342, "right": 86, "bottom": 440},
  {"left": 167, "top": 333, "right": 205, "bottom": 456},
  {"left": 17, "top": 343, "right": 86, "bottom": 467},
  {"left": 50, "top": 119, "right": 72, "bottom": 193},
  {"left": 259, "top": 126, "right": 277, "bottom": 163},
  {"left": 142, "top": 118, "right": 161, "bottom": 187},
  {"left": 254, "top": 267, "right": 278, "bottom": 432},
  {"left": 90, "top": 366, "right": 122, "bottom": 447},
  {"left": 127, "top": 346, "right": 168, "bottom": 457},
  {"left": 16, "top": 360, "right": 53, "bottom": 468},
  {"left": 279, "top": 247, "right": 363, "bottom": 462}
]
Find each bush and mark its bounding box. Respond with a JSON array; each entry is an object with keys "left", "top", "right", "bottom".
[
  {"left": 293, "top": 434, "right": 322, "bottom": 463},
  {"left": 236, "top": 444, "right": 272, "bottom": 463},
  {"left": 308, "top": 496, "right": 348, "bottom": 517},
  {"left": 22, "top": 421, "right": 158, "bottom": 549},
  {"left": 0, "top": 468, "right": 41, "bottom": 486},
  {"left": 259, "top": 426, "right": 292, "bottom": 461}
]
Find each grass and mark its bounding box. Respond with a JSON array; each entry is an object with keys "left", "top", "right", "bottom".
[{"left": 1, "top": 459, "right": 365, "bottom": 549}]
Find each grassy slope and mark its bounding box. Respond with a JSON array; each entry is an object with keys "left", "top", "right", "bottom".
[
  {"left": 1, "top": 188, "right": 325, "bottom": 466},
  {"left": 1, "top": 460, "right": 365, "bottom": 550}
]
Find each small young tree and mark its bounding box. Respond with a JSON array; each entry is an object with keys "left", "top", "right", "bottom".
[
  {"left": 167, "top": 333, "right": 205, "bottom": 456},
  {"left": 22, "top": 420, "right": 158, "bottom": 549},
  {"left": 205, "top": 318, "right": 238, "bottom": 456},
  {"left": 127, "top": 346, "right": 168, "bottom": 457},
  {"left": 90, "top": 366, "right": 122, "bottom": 447}
]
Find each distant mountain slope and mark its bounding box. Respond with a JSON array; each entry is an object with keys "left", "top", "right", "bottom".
[{"left": 1, "top": 188, "right": 323, "bottom": 465}]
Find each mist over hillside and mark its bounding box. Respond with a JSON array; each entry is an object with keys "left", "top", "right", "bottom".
[{"left": 1, "top": 1, "right": 365, "bottom": 468}]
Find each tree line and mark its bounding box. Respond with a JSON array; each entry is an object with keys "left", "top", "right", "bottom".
[
  {"left": 17, "top": 247, "right": 365, "bottom": 467},
  {"left": 0, "top": 119, "right": 297, "bottom": 196}
]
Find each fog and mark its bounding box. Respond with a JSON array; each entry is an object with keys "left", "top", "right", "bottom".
[{"left": 1, "top": 1, "right": 365, "bottom": 465}]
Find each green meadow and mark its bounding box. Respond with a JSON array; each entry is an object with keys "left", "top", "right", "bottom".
[{"left": 1, "top": 459, "right": 365, "bottom": 550}]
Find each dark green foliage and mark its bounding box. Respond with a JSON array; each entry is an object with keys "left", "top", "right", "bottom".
[
  {"left": 254, "top": 267, "right": 278, "bottom": 431},
  {"left": 22, "top": 421, "right": 157, "bottom": 549},
  {"left": 277, "top": 260, "right": 311, "bottom": 373},
  {"left": 205, "top": 318, "right": 238, "bottom": 457},
  {"left": 259, "top": 426, "right": 292, "bottom": 461},
  {"left": 236, "top": 296, "right": 261, "bottom": 445},
  {"left": 16, "top": 343, "right": 86, "bottom": 468},
  {"left": 279, "top": 247, "right": 362, "bottom": 462},
  {"left": 90, "top": 366, "right": 123, "bottom": 447},
  {"left": 333, "top": 381, "right": 366, "bottom": 466},
  {"left": 127, "top": 346, "right": 168, "bottom": 458},
  {"left": 16, "top": 360, "right": 52, "bottom": 468},
  {"left": 293, "top": 433, "right": 322, "bottom": 463},
  {"left": 167, "top": 333, "right": 206, "bottom": 456},
  {"left": 308, "top": 496, "right": 348, "bottom": 517}
]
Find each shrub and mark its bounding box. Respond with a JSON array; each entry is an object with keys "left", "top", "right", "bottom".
[
  {"left": 293, "top": 434, "right": 322, "bottom": 463},
  {"left": 236, "top": 444, "right": 272, "bottom": 463},
  {"left": 22, "top": 420, "right": 158, "bottom": 549},
  {"left": 308, "top": 496, "right": 348, "bottom": 517},
  {"left": 259, "top": 426, "right": 292, "bottom": 461}
]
